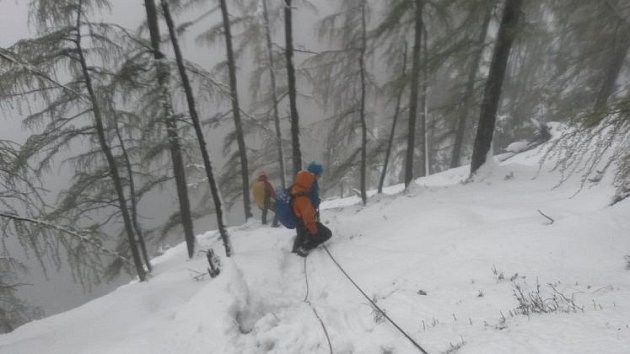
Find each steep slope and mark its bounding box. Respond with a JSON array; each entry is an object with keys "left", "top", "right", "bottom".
[{"left": 1, "top": 149, "right": 629, "bottom": 353}]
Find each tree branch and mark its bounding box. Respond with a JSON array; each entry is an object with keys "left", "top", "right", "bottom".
[
  {"left": 0, "top": 211, "right": 131, "bottom": 264},
  {"left": 537, "top": 209, "right": 554, "bottom": 225}
]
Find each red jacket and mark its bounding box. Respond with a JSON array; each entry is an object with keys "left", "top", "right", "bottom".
[{"left": 291, "top": 170, "right": 318, "bottom": 234}]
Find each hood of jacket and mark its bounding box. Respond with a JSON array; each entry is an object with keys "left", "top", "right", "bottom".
[{"left": 292, "top": 170, "right": 314, "bottom": 195}]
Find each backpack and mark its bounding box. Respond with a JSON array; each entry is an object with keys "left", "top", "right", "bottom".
[{"left": 275, "top": 188, "right": 298, "bottom": 229}]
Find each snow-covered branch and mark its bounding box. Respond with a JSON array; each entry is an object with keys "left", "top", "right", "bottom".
[{"left": 0, "top": 211, "right": 130, "bottom": 265}]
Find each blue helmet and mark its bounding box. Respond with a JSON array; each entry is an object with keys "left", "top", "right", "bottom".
[{"left": 307, "top": 161, "right": 323, "bottom": 176}]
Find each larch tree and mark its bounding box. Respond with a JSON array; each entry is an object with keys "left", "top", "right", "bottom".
[
  {"left": 470, "top": 0, "right": 523, "bottom": 175},
  {"left": 306, "top": 0, "right": 373, "bottom": 205},
  {"left": 450, "top": 0, "right": 495, "bottom": 168},
  {"left": 378, "top": 42, "right": 408, "bottom": 193},
  {"left": 160, "top": 0, "right": 233, "bottom": 256},
  {"left": 262, "top": 0, "right": 287, "bottom": 188},
  {"left": 284, "top": 0, "right": 303, "bottom": 175},
  {"left": 218, "top": 0, "right": 252, "bottom": 221},
  {"left": 20, "top": 0, "right": 147, "bottom": 280},
  {"left": 404, "top": 0, "right": 424, "bottom": 188},
  {"left": 143, "top": 0, "right": 197, "bottom": 259}
]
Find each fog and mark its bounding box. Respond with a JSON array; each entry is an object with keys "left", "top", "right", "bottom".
[{"left": 1, "top": 0, "right": 334, "bottom": 317}]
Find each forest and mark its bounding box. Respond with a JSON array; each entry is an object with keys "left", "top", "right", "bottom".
[{"left": 0, "top": 0, "right": 629, "bottom": 333}]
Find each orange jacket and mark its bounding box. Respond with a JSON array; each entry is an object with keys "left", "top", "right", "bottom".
[{"left": 291, "top": 170, "right": 318, "bottom": 234}]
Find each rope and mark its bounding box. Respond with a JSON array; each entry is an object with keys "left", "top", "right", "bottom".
[
  {"left": 323, "top": 245, "right": 429, "bottom": 354},
  {"left": 303, "top": 256, "right": 310, "bottom": 302},
  {"left": 302, "top": 255, "right": 334, "bottom": 354}
]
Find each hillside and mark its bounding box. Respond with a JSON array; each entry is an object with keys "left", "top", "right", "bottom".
[{"left": 1, "top": 146, "right": 629, "bottom": 354}]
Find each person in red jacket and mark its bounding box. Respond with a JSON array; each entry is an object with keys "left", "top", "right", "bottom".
[
  {"left": 251, "top": 171, "right": 278, "bottom": 226},
  {"left": 291, "top": 169, "right": 332, "bottom": 256}
]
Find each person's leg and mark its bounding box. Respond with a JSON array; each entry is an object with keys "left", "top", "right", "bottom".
[
  {"left": 302, "top": 222, "right": 332, "bottom": 251},
  {"left": 292, "top": 223, "right": 307, "bottom": 252},
  {"left": 261, "top": 206, "right": 268, "bottom": 225},
  {"left": 269, "top": 200, "right": 279, "bottom": 227}
]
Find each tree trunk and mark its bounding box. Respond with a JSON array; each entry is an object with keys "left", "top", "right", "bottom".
[
  {"left": 470, "top": 0, "right": 523, "bottom": 175},
  {"left": 378, "top": 42, "right": 407, "bottom": 194},
  {"left": 219, "top": 0, "right": 252, "bottom": 220},
  {"left": 112, "top": 114, "right": 152, "bottom": 272},
  {"left": 144, "top": 0, "right": 196, "bottom": 258},
  {"left": 262, "top": 0, "right": 286, "bottom": 189},
  {"left": 285, "top": 0, "right": 303, "bottom": 176},
  {"left": 75, "top": 1, "right": 145, "bottom": 281},
  {"left": 359, "top": 1, "right": 368, "bottom": 205},
  {"left": 420, "top": 23, "right": 428, "bottom": 177},
  {"left": 404, "top": 0, "right": 423, "bottom": 188},
  {"left": 592, "top": 22, "right": 630, "bottom": 119},
  {"left": 161, "top": 0, "right": 232, "bottom": 257},
  {"left": 450, "top": 1, "right": 494, "bottom": 168}
]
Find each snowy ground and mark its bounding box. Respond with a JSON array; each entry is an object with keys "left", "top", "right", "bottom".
[{"left": 1, "top": 146, "right": 629, "bottom": 353}]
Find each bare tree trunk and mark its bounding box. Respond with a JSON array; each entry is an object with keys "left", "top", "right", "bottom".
[
  {"left": 420, "top": 23, "right": 428, "bottom": 177},
  {"left": 470, "top": 0, "right": 523, "bottom": 175},
  {"left": 378, "top": 42, "right": 407, "bottom": 194},
  {"left": 285, "top": 0, "right": 303, "bottom": 176},
  {"left": 161, "top": 0, "right": 232, "bottom": 256},
  {"left": 592, "top": 22, "right": 630, "bottom": 119},
  {"left": 112, "top": 114, "right": 152, "bottom": 272},
  {"left": 262, "top": 0, "right": 286, "bottom": 189},
  {"left": 359, "top": 1, "right": 368, "bottom": 205},
  {"left": 75, "top": 1, "right": 145, "bottom": 281},
  {"left": 144, "top": 0, "right": 196, "bottom": 258},
  {"left": 404, "top": 0, "right": 423, "bottom": 188},
  {"left": 219, "top": 0, "right": 252, "bottom": 220},
  {"left": 450, "top": 1, "right": 494, "bottom": 168}
]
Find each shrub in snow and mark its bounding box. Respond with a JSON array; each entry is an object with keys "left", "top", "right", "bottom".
[
  {"left": 206, "top": 249, "right": 221, "bottom": 278},
  {"left": 443, "top": 337, "right": 466, "bottom": 354},
  {"left": 512, "top": 280, "right": 584, "bottom": 316},
  {"left": 370, "top": 296, "right": 386, "bottom": 324}
]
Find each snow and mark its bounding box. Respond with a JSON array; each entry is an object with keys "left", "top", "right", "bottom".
[
  {"left": 505, "top": 140, "right": 529, "bottom": 153},
  {"left": 1, "top": 144, "right": 630, "bottom": 353}
]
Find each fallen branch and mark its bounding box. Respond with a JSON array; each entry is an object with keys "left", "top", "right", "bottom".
[{"left": 537, "top": 209, "right": 554, "bottom": 225}]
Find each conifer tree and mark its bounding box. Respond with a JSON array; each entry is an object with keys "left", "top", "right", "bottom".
[
  {"left": 307, "top": 0, "right": 372, "bottom": 204},
  {"left": 160, "top": 0, "right": 232, "bottom": 256},
  {"left": 450, "top": 0, "right": 495, "bottom": 168},
  {"left": 470, "top": 0, "right": 523, "bottom": 175},
  {"left": 404, "top": 0, "right": 424, "bottom": 187},
  {"left": 378, "top": 42, "right": 408, "bottom": 193},
  {"left": 262, "top": 0, "right": 287, "bottom": 188},
  {"left": 0, "top": 47, "right": 144, "bottom": 283},
  {"left": 143, "top": 0, "right": 197, "bottom": 259},
  {"left": 284, "top": 0, "right": 303, "bottom": 175},
  {"left": 218, "top": 0, "right": 252, "bottom": 220},
  {"left": 1, "top": 0, "right": 149, "bottom": 280}
]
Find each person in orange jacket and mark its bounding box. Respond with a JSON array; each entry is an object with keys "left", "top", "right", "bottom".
[
  {"left": 291, "top": 167, "right": 331, "bottom": 256},
  {"left": 251, "top": 171, "right": 279, "bottom": 226}
]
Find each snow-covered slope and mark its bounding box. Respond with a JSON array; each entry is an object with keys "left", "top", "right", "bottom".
[{"left": 1, "top": 147, "right": 629, "bottom": 353}]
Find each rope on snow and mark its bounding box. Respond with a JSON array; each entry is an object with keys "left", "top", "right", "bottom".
[
  {"left": 323, "top": 245, "right": 429, "bottom": 354},
  {"left": 302, "top": 256, "right": 334, "bottom": 354}
]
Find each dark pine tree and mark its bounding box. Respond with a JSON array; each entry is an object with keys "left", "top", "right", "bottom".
[{"left": 470, "top": 0, "right": 523, "bottom": 175}]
